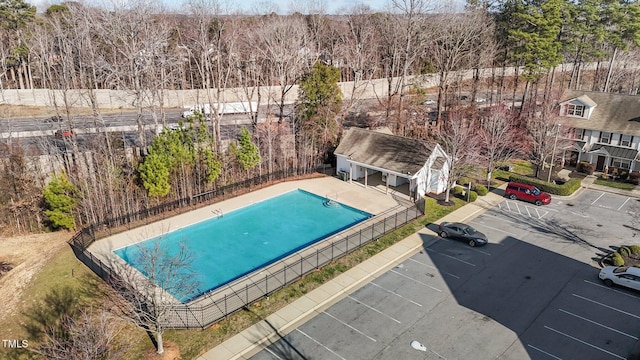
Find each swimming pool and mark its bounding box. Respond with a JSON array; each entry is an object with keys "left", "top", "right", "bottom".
[{"left": 114, "top": 189, "right": 372, "bottom": 302}]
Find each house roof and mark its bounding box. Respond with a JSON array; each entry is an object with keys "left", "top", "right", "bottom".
[
  {"left": 334, "top": 128, "right": 435, "bottom": 176},
  {"left": 559, "top": 90, "right": 640, "bottom": 136},
  {"left": 575, "top": 95, "right": 597, "bottom": 107},
  {"left": 589, "top": 143, "right": 639, "bottom": 160}
]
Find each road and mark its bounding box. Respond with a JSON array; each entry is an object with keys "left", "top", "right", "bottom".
[
  {"left": 0, "top": 104, "right": 297, "bottom": 151},
  {"left": 250, "top": 190, "right": 640, "bottom": 360}
]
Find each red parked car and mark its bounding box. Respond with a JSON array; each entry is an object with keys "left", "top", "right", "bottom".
[
  {"left": 505, "top": 182, "right": 551, "bottom": 206},
  {"left": 55, "top": 129, "right": 73, "bottom": 137}
]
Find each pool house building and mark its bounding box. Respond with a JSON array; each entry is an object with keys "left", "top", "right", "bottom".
[{"left": 334, "top": 128, "right": 450, "bottom": 201}]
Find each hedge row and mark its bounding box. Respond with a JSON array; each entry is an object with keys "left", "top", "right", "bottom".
[{"left": 508, "top": 174, "right": 582, "bottom": 196}]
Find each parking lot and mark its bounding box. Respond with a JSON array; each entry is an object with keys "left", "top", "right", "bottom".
[{"left": 250, "top": 190, "right": 640, "bottom": 360}]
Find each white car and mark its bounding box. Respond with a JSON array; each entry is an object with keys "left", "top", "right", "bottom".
[
  {"left": 599, "top": 266, "right": 640, "bottom": 291},
  {"left": 423, "top": 99, "right": 436, "bottom": 105}
]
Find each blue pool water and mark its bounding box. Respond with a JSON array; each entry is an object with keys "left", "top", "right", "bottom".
[{"left": 114, "top": 189, "right": 371, "bottom": 302}]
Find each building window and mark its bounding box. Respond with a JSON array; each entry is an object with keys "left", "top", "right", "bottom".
[
  {"left": 566, "top": 104, "right": 585, "bottom": 117},
  {"left": 611, "top": 159, "right": 630, "bottom": 169},
  {"left": 573, "top": 128, "right": 584, "bottom": 140},
  {"left": 620, "top": 134, "right": 633, "bottom": 147},
  {"left": 599, "top": 132, "right": 611, "bottom": 144}
]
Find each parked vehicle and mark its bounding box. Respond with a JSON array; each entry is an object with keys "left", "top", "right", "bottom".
[
  {"left": 55, "top": 129, "right": 72, "bottom": 137},
  {"left": 437, "top": 222, "right": 488, "bottom": 247},
  {"left": 47, "top": 115, "right": 63, "bottom": 122},
  {"left": 599, "top": 266, "right": 640, "bottom": 291},
  {"left": 505, "top": 182, "right": 551, "bottom": 206}
]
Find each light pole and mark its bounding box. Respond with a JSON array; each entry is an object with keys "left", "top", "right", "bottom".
[{"left": 547, "top": 123, "right": 562, "bottom": 183}]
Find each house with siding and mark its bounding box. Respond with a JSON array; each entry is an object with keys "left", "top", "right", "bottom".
[
  {"left": 334, "top": 128, "right": 450, "bottom": 200},
  {"left": 558, "top": 90, "right": 640, "bottom": 173}
]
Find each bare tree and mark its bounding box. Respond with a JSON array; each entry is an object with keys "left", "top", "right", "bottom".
[
  {"left": 478, "top": 107, "right": 521, "bottom": 189},
  {"left": 32, "top": 309, "right": 127, "bottom": 360},
  {"left": 95, "top": 0, "right": 172, "bottom": 152},
  {"left": 435, "top": 110, "right": 481, "bottom": 203},
  {"left": 183, "top": 0, "right": 240, "bottom": 152},
  {"left": 341, "top": 5, "right": 380, "bottom": 108},
  {"left": 109, "top": 239, "right": 200, "bottom": 355},
  {"left": 426, "top": 10, "right": 495, "bottom": 125},
  {"left": 524, "top": 99, "right": 572, "bottom": 180},
  {"left": 252, "top": 14, "right": 309, "bottom": 117}
]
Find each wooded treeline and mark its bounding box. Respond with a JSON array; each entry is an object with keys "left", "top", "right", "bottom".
[{"left": 2, "top": 0, "right": 640, "bottom": 235}]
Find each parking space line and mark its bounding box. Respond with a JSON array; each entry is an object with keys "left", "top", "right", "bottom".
[
  {"left": 407, "top": 258, "right": 461, "bottom": 279},
  {"left": 473, "top": 223, "right": 511, "bottom": 236},
  {"left": 369, "top": 281, "right": 423, "bottom": 307},
  {"left": 470, "top": 247, "right": 491, "bottom": 256},
  {"left": 618, "top": 197, "right": 631, "bottom": 211},
  {"left": 264, "top": 346, "right": 284, "bottom": 359},
  {"left": 544, "top": 326, "right": 625, "bottom": 359},
  {"left": 584, "top": 280, "right": 640, "bottom": 300},
  {"left": 322, "top": 311, "right": 377, "bottom": 342},
  {"left": 591, "top": 192, "right": 605, "bottom": 205},
  {"left": 515, "top": 202, "right": 523, "bottom": 215},
  {"left": 390, "top": 269, "right": 442, "bottom": 293},
  {"left": 525, "top": 206, "right": 532, "bottom": 217},
  {"left": 558, "top": 309, "right": 638, "bottom": 340},
  {"left": 573, "top": 294, "right": 640, "bottom": 320},
  {"left": 347, "top": 295, "right": 402, "bottom": 324},
  {"left": 296, "top": 329, "right": 347, "bottom": 360},
  {"left": 527, "top": 344, "right": 563, "bottom": 359},
  {"left": 425, "top": 248, "right": 476, "bottom": 267}
]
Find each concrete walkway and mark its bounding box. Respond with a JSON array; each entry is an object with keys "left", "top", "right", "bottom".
[{"left": 197, "top": 190, "right": 507, "bottom": 360}]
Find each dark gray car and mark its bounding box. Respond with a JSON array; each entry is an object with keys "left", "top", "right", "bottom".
[{"left": 437, "top": 222, "right": 488, "bottom": 247}]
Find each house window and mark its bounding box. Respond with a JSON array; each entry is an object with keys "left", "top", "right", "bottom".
[
  {"left": 611, "top": 159, "right": 631, "bottom": 169},
  {"left": 621, "top": 134, "right": 633, "bottom": 147},
  {"left": 599, "top": 132, "right": 611, "bottom": 144},
  {"left": 573, "top": 128, "right": 584, "bottom": 140},
  {"left": 566, "top": 104, "right": 585, "bottom": 117}
]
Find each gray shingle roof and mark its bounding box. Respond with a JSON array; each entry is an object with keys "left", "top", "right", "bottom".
[
  {"left": 559, "top": 90, "right": 640, "bottom": 136},
  {"left": 334, "top": 128, "right": 434, "bottom": 175}
]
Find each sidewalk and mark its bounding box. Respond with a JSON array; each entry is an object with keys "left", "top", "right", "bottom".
[{"left": 197, "top": 191, "right": 507, "bottom": 360}]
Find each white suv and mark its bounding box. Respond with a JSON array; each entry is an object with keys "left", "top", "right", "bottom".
[{"left": 599, "top": 266, "right": 640, "bottom": 291}]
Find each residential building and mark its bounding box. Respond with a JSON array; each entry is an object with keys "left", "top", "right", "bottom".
[
  {"left": 334, "top": 127, "right": 450, "bottom": 200},
  {"left": 558, "top": 90, "right": 640, "bottom": 173}
]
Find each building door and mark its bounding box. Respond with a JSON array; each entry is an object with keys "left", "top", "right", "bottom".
[
  {"left": 568, "top": 151, "right": 579, "bottom": 167},
  {"left": 596, "top": 155, "right": 606, "bottom": 172}
]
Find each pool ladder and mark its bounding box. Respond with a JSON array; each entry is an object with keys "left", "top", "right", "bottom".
[
  {"left": 212, "top": 208, "right": 223, "bottom": 218},
  {"left": 323, "top": 193, "right": 340, "bottom": 208}
]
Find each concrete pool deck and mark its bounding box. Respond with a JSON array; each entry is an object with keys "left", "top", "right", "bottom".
[{"left": 87, "top": 177, "right": 412, "bottom": 303}]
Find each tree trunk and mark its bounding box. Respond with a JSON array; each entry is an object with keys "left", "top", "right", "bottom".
[
  {"left": 604, "top": 47, "right": 618, "bottom": 93},
  {"left": 156, "top": 330, "right": 164, "bottom": 354}
]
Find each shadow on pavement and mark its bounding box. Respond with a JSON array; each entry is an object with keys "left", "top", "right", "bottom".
[{"left": 421, "top": 229, "right": 639, "bottom": 360}]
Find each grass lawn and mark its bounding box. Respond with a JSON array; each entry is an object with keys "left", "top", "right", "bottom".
[
  {"left": 594, "top": 178, "right": 638, "bottom": 190},
  {"left": 1, "top": 196, "right": 468, "bottom": 360}
]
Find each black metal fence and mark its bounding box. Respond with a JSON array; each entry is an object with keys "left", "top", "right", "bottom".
[
  {"left": 69, "top": 167, "right": 327, "bottom": 250},
  {"left": 68, "top": 168, "right": 422, "bottom": 329}
]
